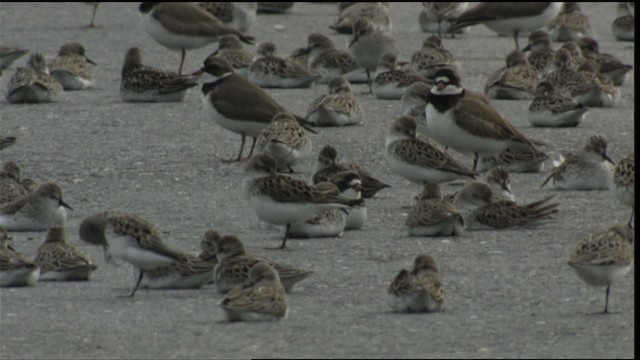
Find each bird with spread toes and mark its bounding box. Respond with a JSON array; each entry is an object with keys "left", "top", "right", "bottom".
[
  {"left": 528, "top": 81, "right": 588, "bottom": 128},
  {"left": 453, "top": 181, "right": 559, "bottom": 230},
  {"left": 419, "top": 2, "right": 469, "bottom": 37},
  {"left": 0, "top": 225, "right": 40, "bottom": 287},
  {"left": 120, "top": 47, "right": 200, "bottom": 103},
  {"left": 198, "top": 2, "right": 257, "bottom": 33},
  {"left": 256, "top": 112, "right": 312, "bottom": 173},
  {"left": 206, "top": 34, "right": 254, "bottom": 77},
  {"left": 220, "top": 262, "right": 288, "bottom": 322},
  {"left": 613, "top": 153, "right": 634, "bottom": 226},
  {"left": 248, "top": 42, "right": 320, "bottom": 89},
  {"left": 568, "top": 224, "right": 634, "bottom": 314},
  {"left": 33, "top": 227, "right": 97, "bottom": 281},
  {"left": 289, "top": 181, "right": 347, "bottom": 239},
  {"left": 79, "top": 211, "right": 191, "bottom": 297},
  {"left": 540, "top": 134, "right": 614, "bottom": 191},
  {"left": 6, "top": 53, "right": 62, "bottom": 104},
  {"left": 522, "top": 30, "right": 555, "bottom": 72},
  {"left": 312, "top": 145, "right": 390, "bottom": 199},
  {"left": 0, "top": 182, "right": 71, "bottom": 231},
  {"left": 477, "top": 147, "right": 549, "bottom": 174},
  {"left": 48, "top": 42, "right": 96, "bottom": 90},
  {"left": 387, "top": 254, "right": 445, "bottom": 313},
  {"left": 199, "top": 56, "right": 311, "bottom": 162},
  {"left": 299, "top": 33, "right": 367, "bottom": 84},
  {"left": 484, "top": 49, "right": 538, "bottom": 100},
  {"left": 548, "top": 2, "right": 591, "bottom": 42},
  {"left": 449, "top": 2, "right": 563, "bottom": 49},
  {"left": 306, "top": 75, "right": 364, "bottom": 127},
  {"left": 242, "top": 154, "right": 358, "bottom": 249},
  {"left": 425, "top": 67, "right": 546, "bottom": 172},
  {"left": 485, "top": 166, "right": 515, "bottom": 201},
  {"left": 576, "top": 37, "right": 633, "bottom": 86},
  {"left": 385, "top": 116, "right": 478, "bottom": 185},
  {"left": 408, "top": 35, "right": 459, "bottom": 80},
  {"left": 213, "top": 234, "right": 312, "bottom": 293},
  {"left": 348, "top": 17, "right": 399, "bottom": 93},
  {"left": 406, "top": 182, "right": 464, "bottom": 237},
  {"left": 611, "top": 2, "right": 634, "bottom": 42},
  {"left": 330, "top": 2, "right": 391, "bottom": 34},
  {"left": 372, "top": 53, "right": 429, "bottom": 100},
  {"left": 139, "top": 2, "right": 254, "bottom": 75}
]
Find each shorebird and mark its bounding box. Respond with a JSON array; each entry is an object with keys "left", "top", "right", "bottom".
[
  {"left": 34, "top": 227, "right": 97, "bottom": 281},
  {"left": 425, "top": 67, "right": 545, "bottom": 171},
  {"left": 120, "top": 47, "right": 200, "bottom": 102},
  {"left": 387, "top": 254, "right": 445, "bottom": 313},
  {"left": 0, "top": 182, "right": 72, "bottom": 231},
  {"left": 0, "top": 225, "right": 40, "bottom": 287},
  {"left": 79, "top": 211, "right": 190, "bottom": 297},
  {"left": 449, "top": 2, "right": 563, "bottom": 49},
  {"left": 242, "top": 154, "right": 357, "bottom": 249},
  {"left": 568, "top": 224, "right": 634, "bottom": 314},
  {"left": 199, "top": 56, "right": 311, "bottom": 162},
  {"left": 139, "top": 2, "right": 254, "bottom": 75},
  {"left": 348, "top": 17, "right": 399, "bottom": 93},
  {"left": 6, "top": 53, "right": 63, "bottom": 104},
  {"left": 48, "top": 42, "right": 96, "bottom": 90}
]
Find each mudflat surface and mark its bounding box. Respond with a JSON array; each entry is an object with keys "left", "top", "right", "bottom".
[{"left": 0, "top": 2, "right": 634, "bottom": 359}]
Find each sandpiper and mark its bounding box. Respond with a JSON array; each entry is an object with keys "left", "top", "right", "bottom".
[
  {"left": 79, "top": 211, "right": 189, "bottom": 297},
  {"left": 387, "top": 254, "right": 445, "bottom": 313},
  {"left": 6, "top": 53, "right": 63, "bottom": 104},
  {"left": 0, "top": 225, "right": 40, "bottom": 287},
  {"left": 0, "top": 182, "right": 71, "bottom": 231},
  {"left": 213, "top": 234, "right": 312, "bottom": 292},
  {"left": 528, "top": 81, "right": 588, "bottom": 128},
  {"left": 248, "top": 41, "right": 320, "bottom": 89},
  {"left": 406, "top": 182, "right": 464, "bottom": 237},
  {"left": 242, "top": 154, "right": 357, "bottom": 249},
  {"left": 120, "top": 47, "right": 200, "bottom": 102},
  {"left": 548, "top": 2, "right": 591, "bottom": 42},
  {"left": 568, "top": 224, "right": 634, "bottom": 314},
  {"left": 48, "top": 42, "right": 96, "bottom": 90},
  {"left": 385, "top": 116, "right": 477, "bottom": 184},
  {"left": 256, "top": 112, "right": 312, "bottom": 173},
  {"left": 220, "top": 262, "right": 288, "bottom": 322},
  {"left": 348, "top": 17, "right": 399, "bottom": 93},
  {"left": 306, "top": 75, "right": 364, "bottom": 127},
  {"left": 34, "top": 227, "right": 97, "bottom": 281},
  {"left": 540, "top": 134, "right": 614, "bottom": 190},
  {"left": 613, "top": 153, "right": 634, "bottom": 226}
]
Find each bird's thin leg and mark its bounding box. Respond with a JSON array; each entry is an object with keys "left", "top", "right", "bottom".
[
  {"left": 513, "top": 30, "right": 520, "bottom": 50},
  {"left": 361, "top": 70, "right": 373, "bottom": 94},
  {"left": 472, "top": 153, "right": 479, "bottom": 172},
  {"left": 246, "top": 137, "right": 258, "bottom": 160},
  {"left": 628, "top": 209, "right": 635, "bottom": 228},
  {"left": 178, "top": 48, "right": 186, "bottom": 75},
  {"left": 603, "top": 284, "right": 611, "bottom": 314},
  {"left": 88, "top": 4, "right": 99, "bottom": 27},
  {"left": 223, "top": 134, "right": 246, "bottom": 163},
  {"left": 127, "top": 270, "right": 144, "bottom": 297},
  {"left": 280, "top": 223, "right": 291, "bottom": 249}
]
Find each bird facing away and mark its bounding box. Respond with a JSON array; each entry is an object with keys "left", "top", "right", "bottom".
[
  {"left": 220, "top": 262, "right": 288, "bottom": 322},
  {"left": 387, "top": 254, "right": 445, "bottom": 313},
  {"left": 568, "top": 224, "right": 634, "bottom": 314}
]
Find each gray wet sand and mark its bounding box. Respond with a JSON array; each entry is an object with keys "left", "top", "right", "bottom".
[{"left": 0, "top": 2, "right": 634, "bottom": 359}]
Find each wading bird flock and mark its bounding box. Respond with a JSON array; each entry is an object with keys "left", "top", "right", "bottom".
[{"left": 0, "top": 2, "right": 634, "bottom": 323}]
